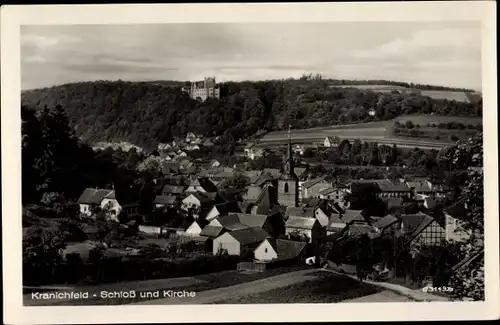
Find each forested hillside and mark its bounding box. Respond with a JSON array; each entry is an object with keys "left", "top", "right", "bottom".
[{"left": 21, "top": 78, "right": 482, "bottom": 151}]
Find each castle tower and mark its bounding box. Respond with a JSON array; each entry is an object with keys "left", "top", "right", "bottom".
[{"left": 278, "top": 124, "right": 299, "bottom": 207}]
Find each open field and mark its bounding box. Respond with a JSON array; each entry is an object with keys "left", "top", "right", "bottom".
[
  {"left": 331, "top": 85, "right": 480, "bottom": 103},
  {"left": 213, "top": 271, "right": 383, "bottom": 304},
  {"left": 257, "top": 115, "right": 482, "bottom": 150}
]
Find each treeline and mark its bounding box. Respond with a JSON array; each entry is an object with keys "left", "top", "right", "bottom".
[
  {"left": 22, "top": 105, "right": 154, "bottom": 208},
  {"left": 21, "top": 78, "right": 482, "bottom": 150}
]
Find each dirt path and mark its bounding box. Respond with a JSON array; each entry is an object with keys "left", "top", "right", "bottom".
[{"left": 132, "top": 269, "right": 320, "bottom": 305}]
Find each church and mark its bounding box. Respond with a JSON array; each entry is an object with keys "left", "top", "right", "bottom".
[{"left": 278, "top": 126, "right": 299, "bottom": 208}]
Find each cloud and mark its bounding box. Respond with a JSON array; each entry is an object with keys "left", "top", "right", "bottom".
[{"left": 20, "top": 22, "right": 482, "bottom": 90}]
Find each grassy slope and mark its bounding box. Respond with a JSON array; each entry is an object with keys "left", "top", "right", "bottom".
[
  {"left": 259, "top": 114, "right": 482, "bottom": 146},
  {"left": 213, "top": 271, "right": 382, "bottom": 304}
]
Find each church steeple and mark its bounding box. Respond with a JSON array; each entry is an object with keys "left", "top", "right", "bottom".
[{"left": 285, "top": 124, "right": 296, "bottom": 176}]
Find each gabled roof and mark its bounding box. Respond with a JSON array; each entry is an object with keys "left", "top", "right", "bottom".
[
  {"left": 254, "top": 184, "right": 278, "bottom": 210},
  {"left": 295, "top": 167, "right": 307, "bottom": 178},
  {"left": 189, "top": 177, "right": 218, "bottom": 192},
  {"left": 213, "top": 201, "right": 242, "bottom": 215},
  {"left": 319, "top": 187, "right": 337, "bottom": 196},
  {"left": 243, "top": 170, "right": 263, "bottom": 179},
  {"left": 185, "top": 192, "right": 215, "bottom": 204},
  {"left": 162, "top": 185, "right": 185, "bottom": 194},
  {"left": 215, "top": 214, "right": 249, "bottom": 231},
  {"left": 345, "top": 224, "right": 380, "bottom": 238},
  {"left": 228, "top": 227, "right": 269, "bottom": 246},
  {"left": 234, "top": 213, "right": 269, "bottom": 228},
  {"left": 400, "top": 212, "right": 435, "bottom": 237},
  {"left": 285, "top": 216, "right": 318, "bottom": 230},
  {"left": 153, "top": 195, "right": 177, "bottom": 205},
  {"left": 267, "top": 239, "right": 307, "bottom": 261},
  {"left": 329, "top": 213, "right": 344, "bottom": 224},
  {"left": 199, "top": 226, "right": 224, "bottom": 238},
  {"left": 77, "top": 188, "right": 114, "bottom": 205},
  {"left": 406, "top": 181, "right": 433, "bottom": 193},
  {"left": 286, "top": 207, "right": 315, "bottom": 218},
  {"left": 373, "top": 214, "right": 399, "bottom": 229},
  {"left": 263, "top": 168, "right": 281, "bottom": 177},
  {"left": 342, "top": 210, "right": 365, "bottom": 224},
  {"left": 250, "top": 173, "right": 274, "bottom": 186},
  {"left": 302, "top": 176, "right": 329, "bottom": 189}
]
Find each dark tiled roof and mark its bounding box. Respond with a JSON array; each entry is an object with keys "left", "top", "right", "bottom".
[
  {"left": 228, "top": 227, "right": 269, "bottom": 246},
  {"left": 302, "top": 176, "right": 328, "bottom": 189},
  {"left": 77, "top": 188, "right": 114, "bottom": 205},
  {"left": 216, "top": 214, "right": 249, "bottom": 231},
  {"left": 272, "top": 239, "right": 307, "bottom": 261},
  {"left": 342, "top": 210, "right": 365, "bottom": 224},
  {"left": 373, "top": 214, "right": 399, "bottom": 229},
  {"left": 153, "top": 195, "right": 177, "bottom": 205},
  {"left": 213, "top": 201, "right": 242, "bottom": 215},
  {"left": 400, "top": 213, "right": 434, "bottom": 237},
  {"left": 285, "top": 216, "right": 318, "bottom": 230},
  {"left": 162, "top": 185, "right": 185, "bottom": 194},
  {"left": 234, "top": 213, "right": 269, "bottom": 228},
  {"left": 254, "top": 184, "right": 278, "bottom": 210},
  {"left": 190, "top": 178, "right": 218, "bottom": 192},
  {"left": 199, "top": 226, "right": 224, "bottom": 238},
  {"left": 187, "top": 192, "right": 216, "bottom": 204},
  {"left": 346, "top": 224, "right": 380, "bottom": 238},
  {"left": 319, "top": 187, "right": 336, "bottom": 196}
]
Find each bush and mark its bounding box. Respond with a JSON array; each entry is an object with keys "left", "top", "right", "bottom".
[
  {"left": 405, "top": 120, "right": 415, "bottom": 129},
  {"left": 450, "top": 134, "right": 459, "bottom": 142}
]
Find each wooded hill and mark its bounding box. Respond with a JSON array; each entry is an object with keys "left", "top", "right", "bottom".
[{"left": 21, "top": 78, "right": 482, "bottom": 151}]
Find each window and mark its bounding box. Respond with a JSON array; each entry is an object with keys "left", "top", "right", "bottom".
[
  {"left": 265, "top": 248, "right": 268, "bottom": 253},
  {"left": 284, "top": 183, "right": 289, "bottom": 193}
]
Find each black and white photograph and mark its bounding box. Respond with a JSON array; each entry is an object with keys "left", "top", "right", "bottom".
[{"left": 2, "top": 2, "right": 498, "bottom": 324}]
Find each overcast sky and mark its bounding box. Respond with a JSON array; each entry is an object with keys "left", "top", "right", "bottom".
[{"left": 21, "top": 22, "right": 482, "bottom": 90}]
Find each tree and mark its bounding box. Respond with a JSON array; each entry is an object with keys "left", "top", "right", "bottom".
[{"left": 405, "top": 120, "right": 415, "bottom": 129}]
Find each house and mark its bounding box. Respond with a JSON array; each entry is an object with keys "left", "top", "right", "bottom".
[
  {"left": 406, "top": 179, "right": 434, "bottom": 196},
  {"left": 318, "top": 187, "right": 347, "bottom": 206},
  {"left": 254, "top": 239, "right": 308, "bottom": 263},
  {"left": 185, "top": 177, "right": 218, "bottom": 193},
  {"left": 342, "top": 224, "right": 380, "bottom": 239},
  {"left": 376, "top": 180, "right": 412, "bottom": 198},
  {"left": 244, "top": 143, "right": 265, "bottom": 160},
  {"left": 293, "top": 145, "right": 305, "bottom": 156},
  {"left": 184, "top": 221, "right": 203, "bottom": 237},
  {"left": 185, "top": 144, "right": 200, "bottom": 151},
  {"left": 205, "top": 201, "right": 243, "bottom": 222},
  {"left": 121, "top": 202, "right": 140, "bottom": 217},
  {"left": 285, "top": 207, "right": 315, "bottom": 219},
  {"left": 399, "top": 212, "right": 446, "bottom": 249},
  {"left": 285, "top": 216, "right": 322, "bottom": 243},
  {"left": 444, "top": 203, "right": 471, "bottom": 243},
  {"left": 313, "top": 206, "right": 331, "bottom": 227},
  {"left": 301, "top": 177, "right": 332, "bottom": 199},
  {"left": 185, "top": 132, "right": 197, "bottom": 143},
  {"left": 181, "top": 192, "right": 216, "bottom": 219},
  {"left": 326, "top": 213, "right": 347, "bottom": 236},
  {"left": 385, "top": 197, "right": 404, "bottom": 211},
  {"left": 153, "top": 195, "right": 177, "bottom": 209},
  {"left": 77, "top": 188, "right": 121, "bottom": 221},
  {"left": 199, "top": 225, "right": 225, "bottom": 239},
  {"left": 162, "top": 185, "right": 186, "bottom": 196},
  {"left": 209, "top": 159, "right": 221, "bottom": 168},
  {"left": 138, "top": 225, "right": 162, "bottom": 235},
  {"left": 249, "top": 184, "right": 278, "bottom": 215},
  {"left": 324, "top": 136, "right": 340, "bottom": 148},
  {"left": 341, "top": 210, "right": 366, "bottom": 224},
  {"left": 372, "top": 214, "right": 399, "bottom": 233},
  {"left": 213, "top": 227, "right": 270, "bottom": 256},
  {"left": 238, "top": 201, "right": 254, "bottom": 214}
]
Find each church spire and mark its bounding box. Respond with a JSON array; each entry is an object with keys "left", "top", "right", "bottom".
[{"left": 286, "top": 124, "right": 295, "bottom": 175}]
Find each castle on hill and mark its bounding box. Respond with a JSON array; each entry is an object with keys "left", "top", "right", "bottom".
[{"left": 183, "top": 77, "right": 220, "bottom": 101}]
